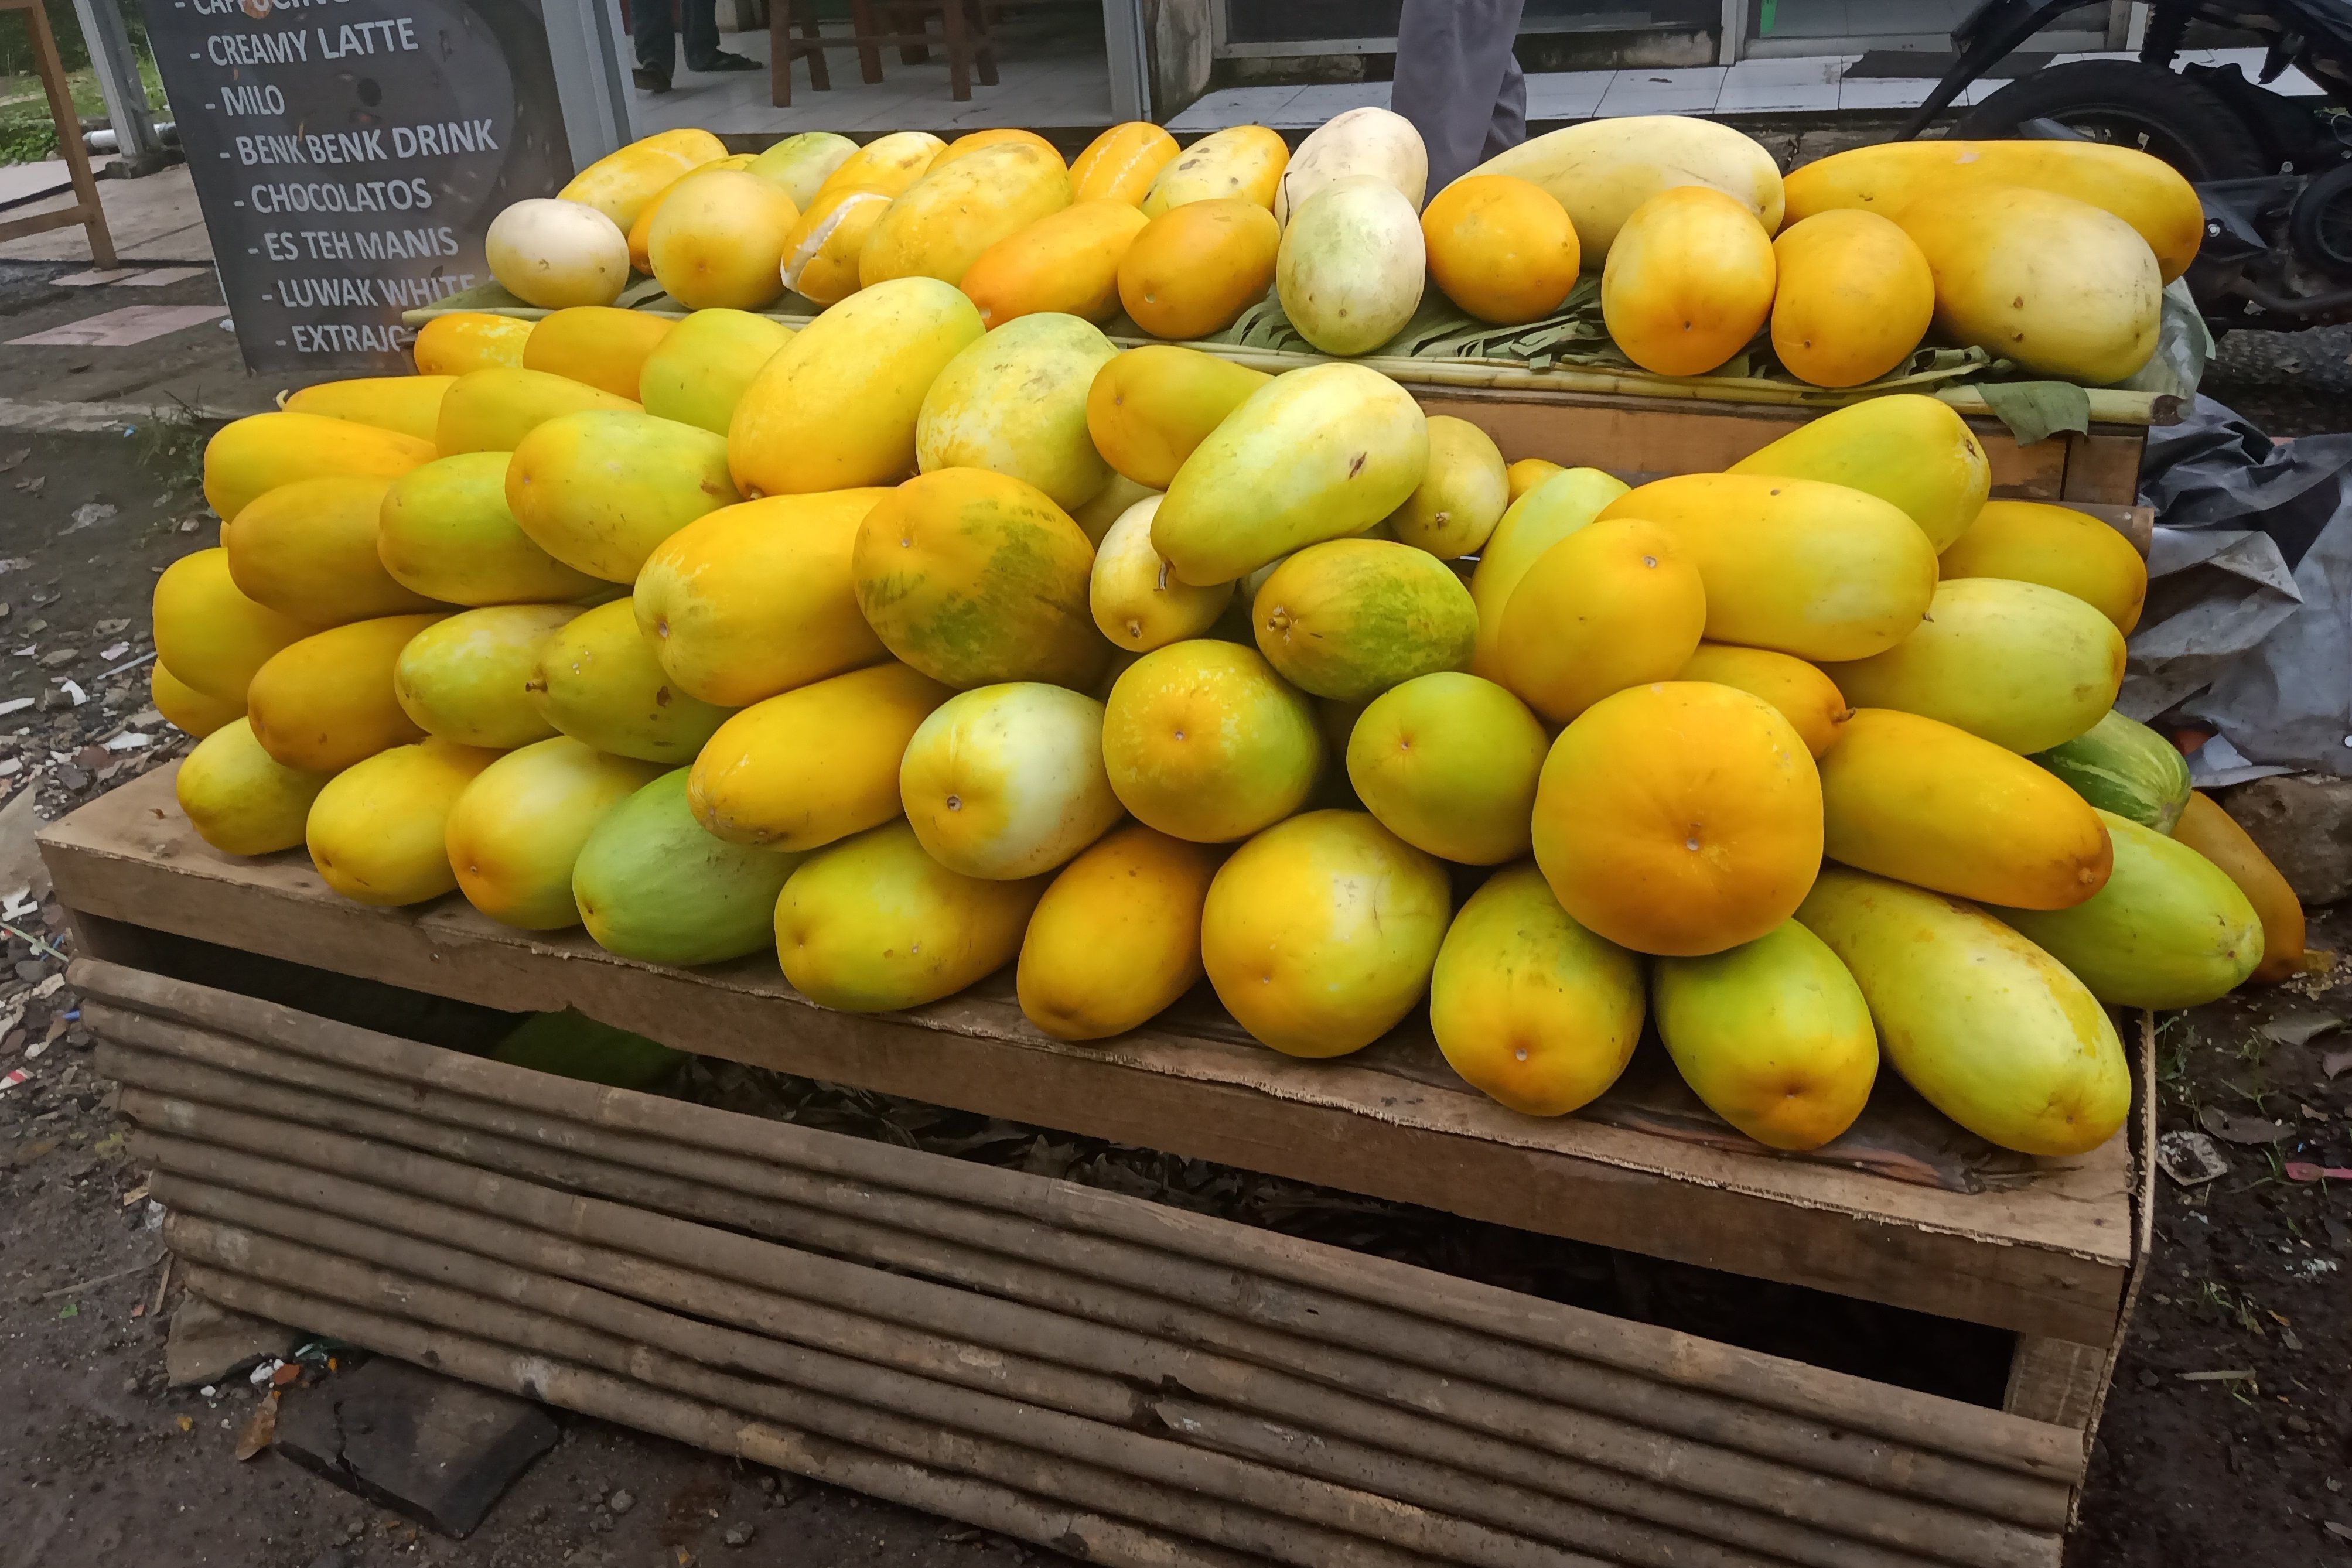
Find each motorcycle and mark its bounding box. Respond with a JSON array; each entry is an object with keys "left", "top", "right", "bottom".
[{"left": 1894, "top": 0, "right": 2352, "bottom": 329}]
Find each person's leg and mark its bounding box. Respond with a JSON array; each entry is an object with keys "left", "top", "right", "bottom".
[
  {"left": 1485, "top": 43, "right": 1527, "bottom": 165},
  {"left": 631, "top": 0, "right": 675, "bottom": 84},
  {"left": 1390, "top": 0, "right": 1528, "bottom": 194},
  {"left": 682, "top": 0, "right": 763, "bottom": 73}
]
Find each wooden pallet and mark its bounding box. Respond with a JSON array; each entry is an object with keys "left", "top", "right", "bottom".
[{"left": 82, "top": 954, "right": 2102, "bottom": 1568}]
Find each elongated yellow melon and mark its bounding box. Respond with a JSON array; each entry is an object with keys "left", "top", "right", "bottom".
[
  {"left": 522, "top": 306, "right": 677, "bottom": 401},
  {"left": 1674, "top": 644, "right": 1848, "bottom": 757},
  {"left": 1534, "top": 681, "right": 1822, "bottom": 957},
  {"left": 1141, "top": 125, "right": 1288, "bottom": 216},
  {"left": 305, "top": 737, "right": 501, "bottom": 906},
  {"left": 689, "top": 662, "right": 954, "bottom": 850},
  {"left": 631, "top": 309, "right": 796, "bottom": 439},
  {"left": 899, "top": 682, "right": 1122, "bottom": 879},
  {"left": 960, "top": 200, "right": 1151, "bottom": 327},
  {"left": 1070, "top": 474, "right": 1157, "bottom": 549},
  {"left": 222, "top": 474, "right": 444, "bottom": 626},
  {"left": 283, "top": 375, "right": 455, "bottom": 443},
  {"left": 1766, "top": 211, "right": 1933, "bottom": 390},
  {"left": 152, "top": 548, "right": 310, "bottom": 705},
  {"left": 1276, "top": 176, "right": 1426, "bottom": 357},
  {"left": 507, "top": 409, "right": 740, "bottom": 583},
  {"left": 1506, "top": 457, "right": 1565, "bottom": 501},
  {"left": 1783, "top": 138, "right": 2201, "bottom": 282},
  {"left": 377, "top": 453, "right": 605, "bottom": 607},
  {"left": 852, "top": 468, "right": 1105, "bottom": 691},
  {"left": 1348, "top": 672, "right": 1547, "bottom": 866},
  {"left": 1252, "top": 539, "right": 1476, "bottom": 702},
  {"left": 1897, "top": 187, "right": 2162, "bottom": 384},
  {"left": 1600, "top": 186, "right": 1776, "bottom": 377},
  {"left": 1090, "top": 495, "right": 1232, "bottom": 652},
  {"left": 1822, "top": 578, "right": 2124, "bottom": 754},
  {"left": 1654, "top": 919, "right": 1876, "bottom": 1150},
  {"left": 176, "top": 718, "right": 334, "bottom": 856},
  {"left": 152, "top": 661, "right": 244, "bottom": 739},
  {"left": 1070, "top": 122, "right": 1180, "bottom": 206},
  {"left": 747, "top": 130, "right": 859, "bottom": 207},
  {"left": 817, "top": 131, "right": 945, "bottom": 200},
  {"left": 2172, "top": 790, "right": 2305, "bottom": 985},
  {"left": 1431, "top": 862, "right": 1643, "bottom": 1115},
  {"left": 1388, "top": 416, "right": 1508, "bottom": 559},
  {"left": 1118, "top": 197, "right": 1282, "bottom": 340},
  {"left": 527, "top": 599, "right": 734, "bottom": 764},
  {"left": 1101, "top": 640, "right": 1321, "bottom": 842},
  {"left": 1276, "top": 106, "right": 1428, "bottom": 222},
  {"left": 573, "top": 768, "right": 806, "bottom": 966},
  {"left": 916, "top": 313, "right": 1119, "bottom": 510},
  {"left": 860, "top": 141, "right": 1072, "bottom": 289},
  {"left": 1599, "top": 474, "right": 1935, "bottom": 661},
  {"left": 395, "top": 604, "right": 574, "bottom": 749},
  {"left": 729, "top": 276, "right": 986, "bottom": 497},
  {"left": 1467, "top": 115, "right": 1784, "bottom": 265},
  {"left": 1154, "top": 363, "right": 1429, "bottom": 586},
  {"left": 1820, "top": 707, "right": 2112, "bottom": 909},
  {"left": 1726, "top": 394, "right": 1989, "bottom": 552},
  {"left": 1469, "top": 467, "right": 1629, "bottom": 678},
  {"left": 1201, "top": 810, "right": 1450, "bottom": 1057},
  {"left": 1496, "top": 517, "right": 1704, "bottom": 723},
  {"left": 558, "top": 128, "right": 728, "bottom": 228},
  {"left": 1085, "top": 346, "right": 1270, "bottom": 491},
  {"left": 245, "top": 613, "right": 445, "bottom": 774},
  {"left": 435, "top": 367, "right": 640, "bottom": 456},
  {"left": 445, "top": 737, "right": 665, "bottom": 929},
  {"left": 203, "top": 411, "right": 434, "bottom": 524},
  {"left": 1797, "top": 866, "right": 2131, "bottom": 1156},
  {"left": 781, "top": 185, "right": 894, "bottom": 307},
  {"left": 1017, "top": 824, "right": 1219, "bottom": 1040},
  {"left": 776, "top": 819, "right": 1045, "bottom": 1010},
  {"left": 634, "top": 490, "right": 892, "bottom": 708},
  {"left": 1937, "top": 499, "right": 2148, "bottom": 634},
  {"left": 413, "top": 313, "right": 532, "bottom": 377}
]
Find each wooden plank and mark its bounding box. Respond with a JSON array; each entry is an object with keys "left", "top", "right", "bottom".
[
  {"left": 1415, "top": 388, "right": 2078, "bottom": 498},
  {"left": 39, "top": 767, "right": 2138, "bottom": 1345},
  {"left": 2001, "top": 1340, "right": 2106, "bottom": 1431},
  {"left": 2059, "top": 430, "right": 2146, "bottom": 507}
]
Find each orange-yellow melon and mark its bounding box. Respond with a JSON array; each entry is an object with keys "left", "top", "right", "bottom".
[
  {"left": 1017, "top": 824, "right": 1220, "bottom": 1040},
  {"left": 1421, "top": 175, "right": 1580, "bottom": 325}
]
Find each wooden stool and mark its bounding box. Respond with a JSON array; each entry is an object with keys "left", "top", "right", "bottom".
[
  {"left": 0, "top": 0, "right": 117, "bottom": 267},
  {"left": 768, "top": 0, "right": 998, "bottom": 107}
]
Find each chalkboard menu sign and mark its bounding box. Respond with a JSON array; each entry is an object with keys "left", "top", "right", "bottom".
[{"left": 145, "top": 0, "right": 576, "bottom": 374}]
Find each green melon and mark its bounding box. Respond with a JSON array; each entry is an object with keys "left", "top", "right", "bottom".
[
  {"left": 1251, "top": 539, "right": 1477, "bottom": 702},
  {"left": 572, "top": 769, "right": 805, "bottom": 966},
  {"left": 2033, "top": 709, "right": 2191, "bottom": 832}
]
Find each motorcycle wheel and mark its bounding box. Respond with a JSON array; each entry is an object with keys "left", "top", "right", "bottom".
[{"left": 1954, "top": 60, "right": 2268, "bottom": 180}]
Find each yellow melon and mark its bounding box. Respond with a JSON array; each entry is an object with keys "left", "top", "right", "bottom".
[
  {"left": 1346, "top": 671, "right": 1547, "bottom": 865},
  {"left": 746, "top": 130, "right": 859, "bottom": 208},
  {"left": 1767, "top": 210, "right": 1934, "bottom": 388},
  {"left": 507, "top": 409, "right": 740, "bottom": 583},
  {"left": 246, "top": 613, "right": 445, "bottom": 774},
  {"left": 557, "top": 128, "right": 728, "bottom": 228},
  {"left": 282, "top": 375, "right": 453, "bottom": 444},
  {"left": 305, "top": 737, "right": 502, "bottom": 906},
  {"left": 915, "top": 312, "right": 1119, "bottom": 510},
  {"left": 526, "top": 599, "right": 735, "bottom": 764},
  {"left": 521, "top": 306, "right": 677, "bottom": 401},
  {"left": 648, "top": 168, "right": 802, "bottom": 310},
  {"left": 1016, "top": 824, "right": 1220, "bottom": 1040},
  {"left": 444, "top": 737, "right": 665, "bottom": 929},
  {"left": 394, "top": 604, "right": 575, "bottom": 749},
  {"left": 1085, "top": 345, "right": 1270, "bottom": 491},
  {"left": 1421, "top": 175, "right": 1580, "bottom": 325},
  {"left": 1090, "top": 495, "right": 1233, "bottom": 652},
  {"left": 1101, "top": 640, "right": 1321, "bottom": 842},
  {"left": 859, "top": 141, "right": 1072, "bottom": 289},
  {"left": 1070, "top": 122, "right": 1180, "bottom": 206},
  {"left": 816, "top": 131, "right": 945, "bottom": 200},
  {"left": 221, "top": 474, "right": 444, "bottom": 626},
  {"left": 434, "top": 367, "right": 640, "bottom": 456},
  {"left": 899, "top": 682, "right": 1122, "bottom": 879},
  {"left": 152, "top": 548, "right": 312, "bottom": 706},
  {"left": 2172, "top": 790, "right": 2305, "bottom": 985},
  {"left": 151, "top": 661, "right": 244, "bottom": 739},
  {"left": 377, "top": 453, "right": 605, "bottom": 608},
  {"left": 1387, "top": 416, "right": 1509, "bottom": 559},
  {"left": 1117, "top": 197, "right": 1282, "bottom": 341},
  {"left": 1495, "top": 517, "right": 1705, "bottom": 724},
  {"left": 1468, "top": 467, "right": 1629, "bottom": 678},
  {"left": 780, "top": 186, "right": 895, "bottom": 307},
  {"left": 176, "top": 718, "right": 333, "bottom": 857},
  {"left": 412, "top": 312, "right": 532, "bottom": 376},
  {"left": 1141, "top": 125, "right": 1288, "bottom": 216},
  {"left": 202, "top": 411, "right": 434, "bottom": 524},
  {"left": 631, "top": 308, "right": 794, "bottom": 440},
  {"left": 933, "top": 127, "right": 1062, "bottom": 168},
  {"left": 1725, "top": 395, "right": 1989, "bottom": 552},
  {"left": 1600, "top": 187, "right": 1776, "bottom": 377},
  {"left": 688, "top": 662, "right": 953, "bottom": 850},
  {"left": 1673, "top": 644, "right": 1848, "bottom": 758},
  {"left": 1937, "top": 499, "right": 2148, "bottom": 634},
  {"left": 960, "top": 200, "right": 1151, "bottom": 327},
  {"left": 1505, "top": 457, "right": 1564, "bottom": 502}
]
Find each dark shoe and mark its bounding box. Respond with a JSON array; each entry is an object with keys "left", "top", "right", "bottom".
[
  {"left": 688, "top": 51, "right": 762, "bottom": 71},
  {"left": 632, "top": 65, "right": 672, "bottom": 92}
]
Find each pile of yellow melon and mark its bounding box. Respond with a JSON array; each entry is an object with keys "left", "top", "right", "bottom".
[{"left": 481, "top": 112, "right": 2196, "bottom": 390}]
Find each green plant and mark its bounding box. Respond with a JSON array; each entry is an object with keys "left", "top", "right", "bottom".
[{"left": 129, "top": 399, "right": 211, "bottom": 503}]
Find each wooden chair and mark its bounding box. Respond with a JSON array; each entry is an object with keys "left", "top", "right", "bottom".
[
  {"left": 0, "top": 0, "right": 117, "bottom": 268},
  {"left": 769, "top": 0, "right": 998, "bottom": 107}
]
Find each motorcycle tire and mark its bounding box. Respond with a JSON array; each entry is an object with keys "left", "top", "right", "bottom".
[{"left": 1954, "top": 60, "right": 2269, "bottom": 181}]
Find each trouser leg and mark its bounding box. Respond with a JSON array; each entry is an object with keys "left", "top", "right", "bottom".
[
  {"left": 681, "top": 0, "right": 724, "bottom": 70},
  {"left": 1389, "top": 0, "right": 1530, "bottom": 193},
  {"left": 631, "top": 0, "right": 675, "bottom": 74}
]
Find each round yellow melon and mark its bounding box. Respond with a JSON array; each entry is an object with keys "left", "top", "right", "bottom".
[
  {"left": 1200, "top": 810, "right": 1451, "bottom": 1057},
  {"left": 152, "top": 661, "right": 244, "bottom": 739},
  {"left": 176, "top": 718, "right": 332, "bottom": 857},
  {"left": 1101, "top": 640, "right": 1322, "bottom": 842},
  {"left": 648, "top": 168, "right": 801, "bottom": 311},
  {"left": 1496, "top": 517, "right": 1705, "bottom": 724},
  {"left": 377, "top": 454, "right": 604, "bottom": 609},
  {"left": 412, "top": 312, "right": 532, "bottom": 376},
  {"left": 1532, "top": 681, "right": 1823, "bottom": 957},
  {"left": 527, "top": 599, "right": 735, "bottom": 764},
  {"left": 1429, "top": 862, "right": 1644, "bottom": 1115},
  {"left": 915, "top": 312, "right": 1119, "bottom": 509},
  {"left": 1769, "top": 209, "right": 1933, "bottom": 389},
  {"left": 1070, "top": 122, "right": 1180, "bottom": 206},
  {"left": 1421, "top": 175, "right": 1580, "bottom": 325},
  {"left": 305, "top": 737, "right": 502, "bottom": 906},
  {"left": 1085, "top": 344, "right": 1271, "bottom": 490},
  {"left": 222, "top": 474, "right": 444, "bottom": 627},
  {"left": 1117, "top": 199, "right": 1281, "bottom": 341},
  {"left": 1467, "top": 467, "right": 1629, "bottom": 678},
  {"left": 1252, "top": 539, "right": 1477, "bottom": 703},
  {"left": 1506, "top": 457, "right": 1564, "bottom": 502},
  {"left": 899, "top": 682, "right": 1122, "bottom": 879},
  {"left": 1600, "top": 186, "right": 1777, "bottom": 377},
  {"left": 445, "top": 737, "right": 665, "bottom": 929},
  {"left": 1017, "top": 824, "right": 1220, "bottom": 1040},
  {"left": 634, "top": 490, "right": 893, "bottom": 708},
  {"left": 1347, "top": 671, "right": 1548, "bottom": 865},
  {"left": 1386, "top": 416, "right": 1509, "bottom": 559},
  {"left": 246, "top": 613, "right": 445, "bottom": 774},
  {"left": 152, "top": 548, "right": 311, "bottom": 705},
  {"left": 395, "top": 604, "right": 575, "bottom": 750},
  {"left": 1090, "top": 495, "right": 1233, "bottom": 652},
  {"left": 775, "top": 819, "right": 1044, "bottom": 1011},
  {"left": 1674, "top": 643, "right": 1848, "bottom": 758},
  {"left": 689, "top": 662, "right": 953, "bottom": 850},
  {"left": 485, "top": 198, "right": 629, "bottom": 309},
  {"left": 780, "top": 186, "right": 895, "bottom": 307},
  {"left": 1653, "top": 918, "right": 1877, "bottom": 1150}
]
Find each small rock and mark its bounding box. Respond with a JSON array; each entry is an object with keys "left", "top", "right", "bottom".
[
  {"left": 2220, "top": 775, "right": 2352, "bottom": 904},
  {"left": 2288, "top": 1413, "right": 2313, "bottom": 1434},
  {"left": 2137, "top": 1368, "right": 2162, "bottom": 1390},
  {"left": 37, "top": 649, "right": 77, "bottom": 669},
  {"left": 528, "top": 1504, "right": 549, "bottom": 1523},
  {"left": 166, "top": 1296, "right": 299, "bottom": 1388},
  {"left": 54, "top": 766, "right": 86, "bottom": 790},
  {"left": 722, "top": 1523, "right": 753, "bottom": 1548},
  {"left": 35, "top": 688, "right": 69, "bottom": 713},
  {"left": 303, "top": 1550, "right": 353, "bottom": 1568},
  {"left": 12, "top": 959, "right": 43, "bottom": 982},
  {"left": 607, "top": 1488, "right": 636, "bottom": 1515}
]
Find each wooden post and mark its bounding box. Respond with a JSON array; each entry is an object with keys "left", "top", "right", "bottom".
[{"left": 0, "top": 0, "right": 117, "bottom": 267}]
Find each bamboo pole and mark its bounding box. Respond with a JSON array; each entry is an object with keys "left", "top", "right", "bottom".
[
  {"left": 112, "top": 1060, "right": 2051, "bottom": 1568},
  {"left": 170, "top": 1262, "right": 1267, "bottom": 1568},
  {"left": 76, "top": 983, "right": 2077, "bottom": 1505}
]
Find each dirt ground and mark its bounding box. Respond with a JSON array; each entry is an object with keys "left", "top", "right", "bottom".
[{"left": 0, "top": 267, "right": 2347, "bottom": 1567}]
